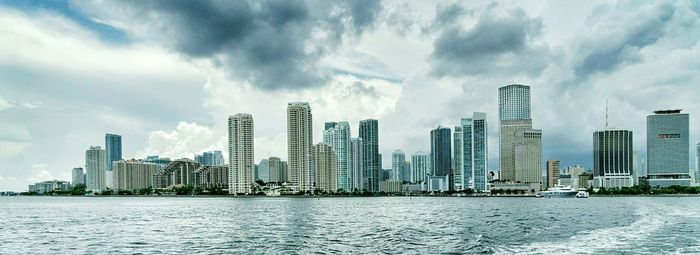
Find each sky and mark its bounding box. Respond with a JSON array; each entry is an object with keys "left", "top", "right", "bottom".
[{"left": 1, "top": 0, "right": 700, "bottom": 191}]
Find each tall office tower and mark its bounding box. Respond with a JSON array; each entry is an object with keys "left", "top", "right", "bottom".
[
  {"left": 647, "top": 110, "right": 691, "bottom": 187},
  {"left": 404, "top": 161, "right": 411, "bottom": 182},
  {"left": 411, "top": 152, "right": 430, "bottom": 183},
  {"left": 257, "top": 158, "right": 270, "bottom": 183},
  {"left": 696, "top": 142, "right": 700, "bottom": 184},
  {"left": 280, "top": 161, "right": 289, "bottom": 183},
  {"left": 288, "top": 102, "right": 313, "bottom": 192},
  {"left": 359, "top": 119, "right": 380, "bottom": 192},
  {"left": 546, "top": 160, "right": 560, "bottom": 188},
  {"left": 213, "top": 151, "right": 225, "bottom": 165},
  {"left": 453, "top": 126, "right": 463, "bottom": 190},
  {"left": 323, "top": 121, "right": 351, "bottom": 192},
  {"left": 268, "top": 157, "right": 282, "bottom": 183},
  {"left": 112, "top": 159, "right": 159, "bottom": 191},
  {"left": 350, "top": 138, "right": 364, "bottom": 192},
  {"left": 72, "top": 167, "right": 85, "bottom": 186},
  {"left": 431, "top": 126, "right": 453, "bottom": 190},
  {"left": 228, "top": 113, "right": 255, "bottom": 195},
  {"left": 593, "top": 129, "right": 634, "bottom": 188},
  {"left": 391, "top": 150, "right": 406, "bottom": 181},
  {"left": 459, "top": 113, "right": 489, "bottom": 192},
  {"left": 514, "top": 129, "right": 542, "bottom": 191},
  {"left": 313, "top": 143, "right": 337, "bottom": 192},
  {"left": 105, "top": 133, "right": 122, "bottom": 188},
  {"left": 499, "top": 84, "right": 532, "bottom": 182},
  {"left": 85, "top": 146, "right": 106, "bottom": 191}
]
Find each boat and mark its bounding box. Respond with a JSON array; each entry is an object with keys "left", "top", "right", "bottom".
[
  {"left": 537, "top": 185, "right": 579, "bottom": 198},
  {"left": 575, "top": 190, "right": 589, "bottom": 198}
]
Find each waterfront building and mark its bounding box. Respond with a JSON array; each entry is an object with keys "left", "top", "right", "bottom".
[
  {"left": 404, "top": 161, "right": 411, "bottom": 183},
  {"left": 514, "top": 129, "right": 543, "bottom": 191},
  {"left": 257, "top": 159, "right": 270, "bottom": 183},
  {"left": 453, "top": 126, "right": 463, "bottom": 190},
  {"left": 350, "top": 138, "right": 364, "bottom": 192},
  {"left": 359, "top": 119, "right": 380, "bottom": 192},
  {"left": 382, "top": 169, "right": 391, "bottom": 181},
  {"left": 458, "top": 113, "right": 489, "bottom": 192},
  {"left": 426, "top": 175, "right": 449, "bottom": 192},
  {"left": 194, "top": 165, "right": 229, "bottom": 192},
  {"left": 28, "top": 180, "right": 71, "bottom": 194},
  {"left": 646, "top": 110, "right": 691, "bottom": 187},
  {"left": 324, "top": 121, "right": 351, "bottom": 192},
  {"left": 593, "top": 129, "right": 635, "bottom": 188},
  {"left": 288, "top": 102, "right": 313, "bottom": 192},
  {"left": 313, "top": 143, "right": 337, "bottom": 192},
  {"left": 195, "top": 151, "right": 225, "bottom": 166},
  {"left": 411, "top": 151, "right": 430, "bottom": 183},
  {"left": 85, "top": 146, "right": 106, "bottom": 191},
  {"left": 567, "top": 165, "right": 587, "bottom": 189},
  {"left": 153, "top": 159, "right": 201, "bottom": 189},
  {"left": 268, "top": 157, "right": 283, "bottom": 183},
  {"left": 379, "top": 181, "right": 403, "bottom": 193},
  {"left": 112, "top": 159, "right": 159, "bottom": 191},
  {"left": 499, "top": 84, "right": 532, "bottom": 183},
  {"left": 228, "top": 113, "right": 255, "bottom": 194},
  {"left": 546, "top": 160, "right": 560, "bottom": 188},
  {"left": 72, "top": 167, "right": 85, "bottom": 186},
  {"left": 105, "top": 133, "right": 122, "bottom": 188},
  {"left": 431, "top": 126, "right": 452, "bottom": 190},
  {"left": 391, "top": 149, "right": 406, "bottom": 181},
  {"left": 697, "top": 142, "right": 700, "bottom": 184}
]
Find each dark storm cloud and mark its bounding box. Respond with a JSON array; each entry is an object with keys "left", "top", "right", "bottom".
[
  {"left": 76, "top": 0, "right": 382, "bottom": 90},
  {"left": 429, "top": 7, "right": 549, "bottom": 77},
  {"left": 573, "top": 3, "right": 676, "bottom": 79}
]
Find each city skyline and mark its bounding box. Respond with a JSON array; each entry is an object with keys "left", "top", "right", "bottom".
[{"left": 2, "top": 1, "right": 700, "bottom": 191}]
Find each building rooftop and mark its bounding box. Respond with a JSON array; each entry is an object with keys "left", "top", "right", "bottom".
[{"left": 653, "top": 109, "right": 682, "bottom": 114}]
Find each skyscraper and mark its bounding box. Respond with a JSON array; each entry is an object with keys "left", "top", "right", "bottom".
[
  {"left": 72, "top": 167, "right": 85, "bottom": 186},
  {"left": 268, "top": 157, "right": 282, "bottom": 183},
  {"left": 228, "top": 113, "right": 255, "bottom": 194},
  {"left": 313, "top": 143, "right": 337, "bottom": 192},
  {"left": 546, "top": 160, "right": 560, "bottom": 188},
  {"left": 696, "top": 142, "right": 700, "bottom": 184},
  {"left": 112, "top": 159, "right": 159, "bottom": 192},
  {"left": 105, "top": 133, "right": 122, "bottom": 188},
  {"left": 646, "top": 110, "right": 691, "bottom": 187},
  {"left": 453, "top": 126, "right": 463, "bottom": 190},
  {"left": 431, "top": 126, "right": 452, "bottom": 190},
  {"left": 288, "top": 102, "right": 313, "bottom": 192},
  {"left": 359, "top": 119, "right": 379, "bottom": 192},
  {"left": 499, "top": 84, "right": 532, "bottom": 182},
  {"left": 514, "top": 129, "right": 542, "bottom": 191},
  {"left": 593, "top": 129, "right": 634, "bottom": 188},
  {"left": 323, "top": 121, "right": 351, "bottom": 192},
  {"left": 391, "top": 149, "right": 405, "bottom": 181},
  {"left": 257, "top": 158, "right": 270, "bottom": 183},
  {"left": 458, "top": 113, "right": 489, "bottom": 192},
  {"left": 85, "top": 146, "right": 106, "bottom": 191},
  {"left": 350, "top": 138, "right": 364, "bottom": 192},
  {"left": 411, "top": 152, "right": 430, "bottom": 183}
]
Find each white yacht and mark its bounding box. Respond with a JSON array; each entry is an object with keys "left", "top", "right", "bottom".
[
  {"left": 575, "top": 190, "right": 590, "bottom": 198},
  {"left": 537, "top": 185, "right": 579, "bottom": 198}
]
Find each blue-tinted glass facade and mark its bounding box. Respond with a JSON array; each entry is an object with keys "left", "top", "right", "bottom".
[{"left": 105, "top": 133, "right": 122, "bottom": 171}]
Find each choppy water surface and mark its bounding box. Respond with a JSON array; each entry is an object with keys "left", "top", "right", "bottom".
[{"left": 1, "top": 196, "right": 699, "bottom": 254}]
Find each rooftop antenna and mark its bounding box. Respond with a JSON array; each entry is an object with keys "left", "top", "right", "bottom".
[{"left": 605, "top": 99, "right": 609, "bottom": 128}]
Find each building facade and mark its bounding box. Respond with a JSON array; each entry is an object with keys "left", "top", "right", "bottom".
[
  {"left": 288, "top": 102, "right": 313, "bottom": 192},
  {"left": 458, "top": 113, "right": 489, "bottom": 192},
  {"left": 593, "top": 129, "right": 634, "bottom": 188},
  {"left": 112, "top": 159, "right": 159, "bottom": 191},
  {"left": 257, "top": 159, "right": 270, "bottom": 183},
  {"left": 411, "top": 152, "right": 430, "bottom": 183},
  {"left": 391, "top": 149, "right": 406, "bottom": 181},
  {"left": 514, "top": 129, "right": 542, "bottom": 191},
  {"left": 350, "top": 138, "right": 364, "bottom": 192},
  {"left": 499, "top": 84, "right": 532, "bottom": 183},
  {"left": 154, "top": 159, "right": 200, "bottom": 189},
  {"left": 359, "top": 119, "right": 380, "bottom": 192},
  {"left": 546, "top": 160, "right": 560, "bottom": 188},
  {"left": 646, "top": 110, "right": 691, "bottom": 187},
  {"left": 105, "top": 133, "right": 122, "bottom": 188},
  {"left": 85, "top": 146, "right": 106, "bottom": 191},
  {"left": 72, "top": 167, "right": 85, "bottom": 186},
  {"left": 313, "top": 143, "right": 337, "bottom": 192},
  {"left": 453, "top": 126, "right": 463, "bottom": 190},
  {"left": 228, "top": 113, "right": 255, "bottom": 194},
  {"left": 431, "top": 126, "right": 452, "bottom": 190},
  {"left": 28, "top": 180, "right": 71, "bottom": 194},
  {"left": 324, "top": 121, "right": 352, "bottom": 192}
]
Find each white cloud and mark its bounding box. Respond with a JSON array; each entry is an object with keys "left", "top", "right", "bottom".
[{"left": 135, "top": 121, "right": 223, "bottom": 160}]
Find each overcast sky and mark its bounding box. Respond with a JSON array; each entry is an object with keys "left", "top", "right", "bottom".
[{"left": 1, "top": 0, "right": 700, "bottom": 191}]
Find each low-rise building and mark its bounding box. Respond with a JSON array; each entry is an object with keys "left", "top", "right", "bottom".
[
  {"left": 28, "top": 180, "right": 71, "bottom": 194},
  {"left": 379, "top": 181, "right": 403, "bottom": 193},
  {"left": 194, "top": 165, "right": 229, "bottom": 192}
]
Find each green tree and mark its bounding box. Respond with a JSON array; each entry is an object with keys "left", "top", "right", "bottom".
[{"left": 70, "top": 184, "right": 87, "bottom": 195}]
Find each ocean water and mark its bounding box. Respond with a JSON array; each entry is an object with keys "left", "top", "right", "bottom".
[{"left": 0, "top": 196, "right": 699, "bottom": 254}]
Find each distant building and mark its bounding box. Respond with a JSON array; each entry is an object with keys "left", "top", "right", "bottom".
[
  {"left": 546, "top": 160, "right": 560, "bottom": 188},
  {"left": 515, "top": 129, "right": 543, "bottom": 191},
  {"left": 313, "top": 143, "right": 337, "bottom": 192},
  {"left": 431, "top": 126, "right": 452, "bottom": 190},
  {"left": 229, "top": 113, "right": 255, "bottom": 194},
  {"left": 453, "top": 126, "right": 463, "bottom": 190},
  {"left": 268, "top": 157, "right": 284, "bottom": 183},
  {"left": 194, "top": 165, "right": 229, "bottom": 192},
  {"left": 153, "top": 159, "right": 200, "bottom": 189},
  {"left": 72, "top": 167, "right": 85, "bottom": 186},
  {"left": 112, "top": 159, "right": 159, "bottom": 191},
  {"left": 195, "top": 151, "right": 225, "bottom": 166},
  {"left": 288, "top": 102, "right": 313, "bottom": 193},
  {"left": 324, "top": 121, "right": 351, "bottom": 191},
  {"left": 499, "top": 84, "right": 532, "bottom": 183},
  {"left": 411, "top": 151, "right": 430, "bottom": 183},
  {"left": 579, "top": 173, "right": 593, "bottom": 189},
  {"left": 257, "top": 159, "right": 269, "bottom": 183},
  {"left": 350, "top": 138, "right": 364, "bottom": 192},
  {"left": 379, "top": 181, "right": 403, "bottom": 193},
  {"left": 457, "top": 113, "right": 489, "bottom": 192},
  {"left": 359, "top": 119, "right": 380, "bottom": 192},
  {"left": 144, "top": 156, "right": 172, "bottom": 167},
  {"left": 382, "top": 169, "right": 391, "bottom": 181},
  {"left": 105, "top": 133, "right": 122, "bottom": 188},
  {"left": 28, "top": 180, "right": 71, "bottom": 194},
  {"left": 593, "top": 129, "right": 635, "bottom": 188},
  {"left": 646, "top": 110, "right": 691, "bottom": 187},
  {"left": 391, "top": 149, "right": 406, "bottom": 181},
  {"left": 85, "top": 146, "right": 106, "bottom": 191},
  {"left": 696, "top": 142, "right": 700, "bottom": 184},
  {"left": 426, "top": 175, "right": 449, "bottom": 192}
]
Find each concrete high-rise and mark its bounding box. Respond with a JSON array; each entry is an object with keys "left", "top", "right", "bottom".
[
  {"left": 514, "top": 129, "right": 542, "bottom": 191},
  {"left": 499, "top": 84, "right": 532, "bottom": 182},
  {"left": 453, "top": 126, "right": 463, "bottom": 190},
  {"left": 105, "top": 133, "right": 122, "bottom": 188},
  {"left": 646, "top": 110, "right": 691, "bottom": 187},
  {"left": 85, "top": 146, "right": 106, "bottom": 191},
  {"left": 350, "top": 138, "right": 364, "bottom": 192},
  {"left": 458, "top": 113, "right": 489, "bottom": 192},
  {"left": 112, "top": 159, "right": 159, "bottom": 191},
  {"left": 268, "top": 157, "right": 283, "bottom": 183},
  {"left": 431, "top": 126, "right": 452, "bottom": 190},
  {"left": 324, "top": 121, "right": 351, "bottom": 192},
  {"left": 546, "top": 160, "right": 560, "bottom": 188},
  {"left": 72, "top": 167, "right": 85, "bottom": 186},
  {"left": 288, "top": 102, "right": 313, "bottom": 192},
  {"left": 592, "top": 129, "right": 634, "bottom": 188},
  {"left": 313, "top": 143, "right": 337, "bottom": 192},
  {"left": 257, "top": 159, "right": 270, "bottom": 183},
  {"left": 228, "top": 113, "right": 255, "bottom": 194},
  {"left": 391, "top": 149, "right": 406, "bottom": 181},
  {"left": 359, "top": 119, "right": 380, "bottom": 192},
  {"left": 411, "top": 152, "right": 430, "bottom": 183}
]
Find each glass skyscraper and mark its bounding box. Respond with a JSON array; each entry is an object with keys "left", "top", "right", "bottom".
[
  {"left": 430, "top": 126, "right": 452, "bottom": 190},
  {"left": 359, "top": 119, "right": 380, "bottom": 192},
  {"left": 592, "top": 129, "right": 634, "bottom": 188},
  {"left": 391, "top": 149, "right": 405, "bottom": 181},
  {"left": 105, "top": 133, "right": 122, "bottom": 187},
  {"left": 324, "top": 121, "right": 351, "bottom": 192},
  {"left": 646, "top": 110, "right": 691, "bottom": 187},
  {"left": 461, "top": 113, "right": 489, "bottom": 192}
]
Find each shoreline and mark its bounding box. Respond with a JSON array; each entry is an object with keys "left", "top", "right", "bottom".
[{"left": 4, "top": 194, "right": 700, "bottom": 198}]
